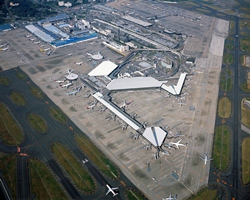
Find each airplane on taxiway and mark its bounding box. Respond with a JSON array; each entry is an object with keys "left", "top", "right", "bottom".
[
  {"left": 200, "top": 153, "right": 213, "bottom": 165},
  {"left": 106, "top": 184, "right": 119, "bottom": 197}
]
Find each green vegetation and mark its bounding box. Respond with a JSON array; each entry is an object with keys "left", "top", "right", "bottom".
[
  {"left": 220, "top": 68, "right": 233, "bottom": 92},
  {"left": 0, "top": 102, "right": 23, "bottom": 145},
  {"left": 213, "top": 125, "right": 230, "bottom": 171},
  {"left": 189, "top": 188, "right": 217, "bottom": 200},
  {"left": 29, "top": 158, "right": 68, "bottom": 199},
  {"left": 225, "top": 43, "right": 234, "bottom": 51},
  {"left": 76, "top": 134, "right": 119, "bottom": 179},
  {"left": 0, "top": 77, "right": 10, "bottom": 86},
  {"left": 218, "top": 97, "right": 231, "bottom": 118},
  {"left": 223, "top": 53, "right": 233, "bottom": 65},
  {"left": 241, "top": 20, "right": 250, "bottom": 30},
  {"left": 30, "top": 86, "right": 44, "bottom": 100},
  {"left": 27, "top": 113, "right": 47, "bottom": 133},
  {"left": 0, "top": 154, "right": 17, "bottom": 200},
  {"left": 240, "top": 38, "right": 250, "bottom": 52},
  {"left": 49, "top": 107, "right": 67, "bottom": 124},
  {"left": 52, "top": 143, "right": 95, "bottom": 193},
  {"left": 241, "top": 83, "right": 250, "bottom": 93},
  {"left": 242, "top": 138, "right": 250, "bottom": 185},
  {"left": 17, "top": 72, "right": 27, "bottom": 81},
  {"left": 241, "top": 98, "right": 250, "bottom": 127},
  {"left": 126, "top": 189, "right": 148, "bottom": 200},
  {"left": 10, "top": 91, "right": 27, "bottom": 106}
]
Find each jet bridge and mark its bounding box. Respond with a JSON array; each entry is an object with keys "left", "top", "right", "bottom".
[{"left": 93, "top": 92, "right": 140, "bottom": 131}]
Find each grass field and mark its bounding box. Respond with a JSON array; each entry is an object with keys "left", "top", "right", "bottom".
[
  {"left": 52, "top": 143, "right": 95, "bottom": 193},
  {"left": 213, "top": 125, "right": 230, "bottom": 171},
  {"left": 17, "top": 72, "right": 27, "bottom": 80},
  {"left": 29, "top": 158, "right": 68, "bottom": 199},
  {"left": 242, "top": 138, "right": 250, "bottom": 185},
  {"left": 225, "top": 43, "right": 234, "bottom": 51},
  {"left": 27, "top": 113, "right": 47, "bottom": 133},
  {"left": 0, "top": 102, "right": 23, "bottom": 145},
  {"left": 220, "top": 68, "right": 233, "bottom": 92},
  {"left": 240, "top": 38, "right": 250, "bottom": 52},
  {"left": 241, "top": 98, "right": 250, "bottom": 127},
  {"left": 223, "top": 53, "right": 233, "bottom": 65},
  {"left": 241, "top": 83, "right": 250, "bottom": 93},
  {"left": 241, "top": 20, "right": 250, "bottom": 30},
  {"left": 218, "top": 97, "right": 231, "bottom": 118},
  {"left": 0, "top": 76, "right": 10, "bottom": 86},
  {"left": 30, "top": 86, "right": 44, "bottom": 100},
  {"left": 10, "top": 91, "right": 26, "bottom": 106},
  {"left": 126, "top": 189, "right": 148, "bottom": 200},
  {"left": 75, "top": 134, "right": 119, "bottom": 179},
  {"left": 0, "top": 154, "right": 17, "bottom": 199},
  {"left": 49, "top": 107, "right": 67, "bottom": 124},
  {"left": 189, "top": 188, "right": 217, "bottom": 200}
]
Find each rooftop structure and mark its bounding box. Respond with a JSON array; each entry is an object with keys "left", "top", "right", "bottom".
[
  {"left": 161, "top": 73, "right": 186, "bottom": 95},
  {"left": 87, "top": 52, "right": 103, "bottom": 60},
  {"left": 106, "top": 74, "right": 186, "bottom": 95},
  {"left": 93, "top": 92, "right": 140, "bottom": 131},
  {"left": 107, "top": 77, "right": 162, "bottom": 91},
  {"left": 88, "top": 60, "right": 118, "bottom": 77},
  {"left": 25, "top": 25, "right": 55, "bottom": 42},
  {"left": 0, "top": 24, "right": 13, "bottom": 32},
  {"left": 43, "top": 25, "right": 69, "bottom": 39},
  {"left": 122, "top": 16, "right": 152, "bottom": 27},
  {"left": 66, "top": 73, "right": 78, "bottom": 81},
  {"left": 142, "top": 127, "right": 167, "bottom": 147},
  {"left": 38, "top": 14, "right": 70, "bottom": 25}
]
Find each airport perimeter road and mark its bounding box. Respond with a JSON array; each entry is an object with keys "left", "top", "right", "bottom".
[
  {"left": 17, "top": 156, "right": 30, "bottom": 200},
  {"left": 0, "top": 67, "right": 137, "bottom": 200},
  {"left": 173, "top": 1, "right": 250, "bottom": 199}
]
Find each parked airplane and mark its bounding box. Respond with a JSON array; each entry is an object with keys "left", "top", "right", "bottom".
[
  {"left": 82, "top": 159, "right": 88, "bottom": 164},
  {"left": 120, "top": 100, "right": 133, "bottom": 108},
  {"left": 43, "top": 48, "right": 50, "bottom": 52},
  {"left": 84, "top": 93, "right": 91, "bottom": 98},
  {"left": 68, "top": 53, "right": 73, "bottom": 56},
  {"left": 55, "top": 79, "right": 66, "bottom": 83},
  {"left": 0, "top": 46, "right": 9, "bottom": 51},
  {"left": 200, "top": 153, "right": 213, "bottom": 165},
  {"left": 170, "top": 140, "right": 186, "bottom": 149},
  {"left": 162, "top": 193, "right": 177, "bottom": 200},
  {"left": 25, "top": 34, "right": 32, "bottom": 38},
  {"left": 106, "top": 184, "right": 119, "bottom": 197},
  {"left": 65, "top": 87, "right": 81, "bottom": 95},
  {"left": 86, "top": 104, "right": 95, "bottom": 110},
  {"left": 33, "top": 41, "right": 40, "bottom": 44},
  {"left": 60, "top": 82, "right": 72, "bottom": 89},
  {"left": 29, "top": 38, "right": 35, "bottom": 41},
  {"left": 74, "top": 61, "right": 83, "bottom": 65}
]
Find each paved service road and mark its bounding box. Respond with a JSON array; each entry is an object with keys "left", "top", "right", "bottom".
[{"left": 0, "top": 67, "right": 138, "bottom": 200}]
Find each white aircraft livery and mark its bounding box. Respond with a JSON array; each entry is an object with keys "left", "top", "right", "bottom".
[
  {"left": 200, "top": 153, "right": 213, "bottom": 165},
  {"left": 106, "top": 184, "right": 119, "bottom": 197},
  {"left": 170, "top": 140, "right": 186, "bottom": 149}
]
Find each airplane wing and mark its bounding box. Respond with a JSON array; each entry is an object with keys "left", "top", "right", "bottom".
[
  {"left": 106, "top": 188, "right": 111, "bottom": 196},
  {"left": 199, "top": 156, "right": 205, "bottom": 160},
  {"left": 111, "top": 187, "right": 119, "bottom": 190}
]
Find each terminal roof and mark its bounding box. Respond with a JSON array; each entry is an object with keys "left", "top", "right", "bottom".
[
  {"left": 142, "top": 127, "right": 167, "bottom": 147},
  {"left": 88, "top": 61, "right": 118, "bottom": 76},
  {"left": 122, "top": 16, "right": 152, "bottom": 27},
  {"left": 106, "top": 77, "right": 162, "bottom": 90}
]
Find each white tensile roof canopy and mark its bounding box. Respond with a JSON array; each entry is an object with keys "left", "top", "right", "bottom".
[
  {"left": 88, "top": 60, "right": 118, "bottom": 76},
  {"left": 142, "top": 127, "right": 167, "bottom": 147}
]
